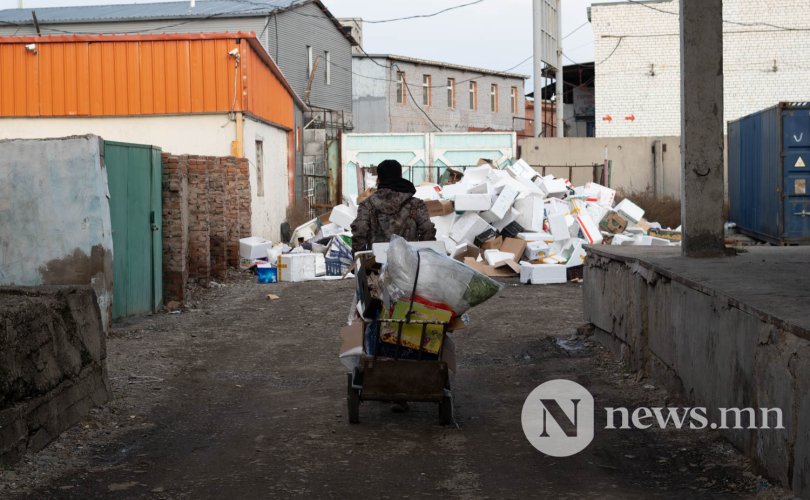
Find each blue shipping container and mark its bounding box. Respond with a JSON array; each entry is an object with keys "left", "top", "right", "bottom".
[{"left": 728, "top": 102, "right": 810, "bottom": 244}]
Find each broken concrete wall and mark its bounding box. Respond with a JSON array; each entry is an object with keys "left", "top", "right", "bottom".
[
  {"left": 161, "top": 154, "right": 251, "bottom": 302},
  {"left": 583, "top": 250, "right": 810, "bottom": 497},
  {"left": 0, "top": 136, "right": 114, "bottom": 332},
  {"left": 0, "top": 286, "right": 110, "bottom": 466}
]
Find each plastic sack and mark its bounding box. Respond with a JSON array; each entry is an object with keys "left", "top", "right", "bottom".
[{"left": 382, "top": 235, "right": 502, "bottom": 315}]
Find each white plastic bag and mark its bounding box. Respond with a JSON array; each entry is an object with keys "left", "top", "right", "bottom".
[{"left": 382, "top": 235, "right": 502, "bottom": 315}]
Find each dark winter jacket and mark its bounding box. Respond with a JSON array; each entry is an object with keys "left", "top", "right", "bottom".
[{"left": 351, "top": 188, "right": 437, "bottom": 252}]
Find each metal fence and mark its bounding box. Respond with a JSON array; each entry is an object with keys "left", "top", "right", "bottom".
[{"left": 302, "top": 155, "right": 330, "bottom": 219}]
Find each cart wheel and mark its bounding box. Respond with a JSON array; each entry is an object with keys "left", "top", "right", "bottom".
[
  {"left": 347, "top": 373, "right": 360, "bottom": 424},
  {"left": 439, "top": 394, "right": 454, "bottom": 426}
]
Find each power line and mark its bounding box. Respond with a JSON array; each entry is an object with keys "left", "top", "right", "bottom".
[
  {"left": 364, "top": 0, "right": 486, "bottom": 24},
  {"left": 563, "top": 21, "right": 589, "bottom": 40},
  {"left": 624, "top": 0, "right": 809, "bottom": 32}
]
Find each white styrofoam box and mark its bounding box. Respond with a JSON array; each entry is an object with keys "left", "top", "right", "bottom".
[
  {"left": 585, "top": 182, "right": 616, "bottom": 207},
  {"left": 482, "top": 185, "right": 518, "bottom": 222},
  {"left": 611, "top": 234, "right": 635, "bottom": 245},
  {"left": 585, "top": 203, "right": 609, "bottom": 227},
  {"left": 624, "top": 226, "right": 646, "bottom": 236},
  {"left": 514, "top": 194, "right": 546, "bottom": 232},
  {"left": 519, "top": 262, "right": 567, "bottom": 284},
  {"left": 650, "top": 236, "right": 671, "bottom": 246},
  {"left": 450, "top": 242, "right": 468, "bottom": 259},
  {"left": 240, "top": 237, "right": 273, "bottom": 260},
  {"left": 431, "top": 213, "right": 457, "bottom": 239},
  {"left": 460, "top": 165, "right": 494, "bottom": 185},
  {"left": 280, "top": 253, "right": 317, "bottom": 282},
  {"left": 524, "top": 240, "right": 550, "bottom": 261},
  {"left": 415, "top": 184, "right": 442, "bottom": 200},
  {"left": 439, "top": 182, "right": 472, "bottom": 201},
  {"left": 329, "top": 204, "right": 357, "bottom": 230},
  {"left": 454, "top": 193, "right": 493, "bottom": 212},
  {"left": 513, "top": 175, "right": 544, "bottom": 197},
  {"left": 545, "top": 198, "right": 569, "bottom": 217},
  {"left": 565, "top": 245, "right": 588, "bottom": 268},
  {"left": 507, "top": 159, "right": 538, "bottom": 181},
  {"left": 548, "top": 214, "right": 575, "bottom": 241},
  {"left": 484, "top": 249, "right": 515, "bottom": 267},
  {"left": 518, "top": 232, "right": 554, "bottom": 242},
  {"left": 573, "top": 212, "right": 603, "bottom": 244},
  {"left": 629, "top": 235, "right": 653, "bottom": 246},
  {"left": 491, "top": 208, "right": 520, "bottom": 231},
  {"left": 450, "top": 213, "right": 492, "bottom": 246},
  {"left": 538, "top": 178, "right": 568, "bottom": 198},
  {"left": 319, "top": 223, "right": 343, "bottom": 239},
  {"left": 542, "top": 255, "right": 568, "bottom": 265},
  {"left": 614, "top": 199, "right": 645, "bottom": 224},
  {"left": 315, "top": 253, "right": 326, "bottom": 276},
  {"left": 373, "top": 241, "right": 448, "bottom": 264}
]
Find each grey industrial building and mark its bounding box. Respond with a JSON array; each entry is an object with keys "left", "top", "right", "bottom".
[{"left": 352, "top": 53, "right": 528, "bottom": 134}]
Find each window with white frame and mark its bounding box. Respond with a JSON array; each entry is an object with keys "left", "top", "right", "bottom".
[
  {"left": 490, "top": 83, "right": 499, "bottom": 112},
  {"left": 447, "top": 78, "right": 456, "bottom": 109},
  {"left": 325, "top": 51, "right": 331, "bottom": 85},
  {"left": 396, "top": 71, "right": 406, "bottom": 104},
  {"left": 422, "top": 74, "right": 432, "bottom": 106}
]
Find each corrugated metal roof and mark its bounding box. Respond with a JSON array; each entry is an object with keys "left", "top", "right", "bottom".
[
  {"left": 0, "top": 0, "right": 303, "bottom": 25},
  {"left": 357, "top": 54, "right": 530, "bottom": 80}
]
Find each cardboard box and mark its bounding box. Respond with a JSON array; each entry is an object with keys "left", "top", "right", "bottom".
[
  {"left": 380, "top": 301, "right": 452, "bottom": 355},
  {"left": 519, "top": 262, "right": 567, "bottom": 284},
  {"left": 256, "top": 264, "right": 278, "bottom": 283},
  {"left": 615, "top": 199, "right": 645, "bottom": 224},
  {"left": 479, "top": 236, "right": 504, "bottom": 251},
  {"left": 329, "top": 204, "right": 357, "bottom": 230},
  {"left": 484, "top": 249, "right": 515, "bottom": 267},
  {"left": 450, "top": 213, "right": 492, "bottom": 246},
  {"left": 599, "top": 211, "right": 628, "bottom": 234},
  {"left": 464, "top": 257, "right": 520, "bottom": 277},
  {"left": 425, "top": 199, "right": 455, "bottom": 217},
  {"left": 454, "top": 193, "right": 493, "bottom": 211},
  {"left": 339, "top": 322, "right": 365, "bottom": 371},
  {"left": 500, "top": 237, "right": 528, "bottom": 262},
  {"left": 240, "top": 237, "right": 273, "bottom": 260},
  {"left": 279, "top": 253, "right": 317, "bottom": 282}
]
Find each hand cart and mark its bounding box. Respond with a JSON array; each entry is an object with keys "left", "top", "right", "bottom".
[{"left": 346, "top": 251, "right": 454, "bottom": 425}]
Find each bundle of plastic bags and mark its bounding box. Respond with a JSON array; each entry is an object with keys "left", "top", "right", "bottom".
[{"left": 381, "top": 235, "right": 502, "bottom": 316}]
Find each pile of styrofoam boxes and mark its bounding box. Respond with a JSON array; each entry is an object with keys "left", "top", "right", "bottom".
[{"left": 316, "top": 159, "right": 680, "bottom": 285}]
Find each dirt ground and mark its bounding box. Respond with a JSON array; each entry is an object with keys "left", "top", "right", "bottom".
[{"left": 0, "top": 273, "right": 789, "bottom": 499}]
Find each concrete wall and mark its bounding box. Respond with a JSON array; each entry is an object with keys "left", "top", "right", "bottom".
[
  {"left": 0, "top": 286, "right": 110, "bottom": 466},
  {"left": 243, "top": 118, "right": 290, "bottom": 242},
  {"left": 591, "top": 0, "right": 810, "bottom": 137},
  {"left": 353, "top": 56, "right": 526, "bottom": 134},
  {"left": 584, "top": 248, "right": 810, "bottom": 497},
  {"left": 0, "top": 114, "right": 290, "bottom": 241},
  {"left": 519, "top": 136, "right": 682, "bottom": 197},
  {"left": 0, "top": 136, "right": 114, "bottom": 331}
]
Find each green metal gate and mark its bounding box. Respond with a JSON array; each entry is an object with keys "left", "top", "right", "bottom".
[{"left": 105, "top": 141, "right": 163, "bottom": 320}]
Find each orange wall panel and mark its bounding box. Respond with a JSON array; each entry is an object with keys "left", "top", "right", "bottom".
[{"left": 0, "top": 34, "right": 296, "bottom": 127}]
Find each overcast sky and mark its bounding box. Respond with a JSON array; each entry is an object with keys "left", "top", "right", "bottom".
[{"left": 0, "top": 0, "right": 625, "bottom": 84}]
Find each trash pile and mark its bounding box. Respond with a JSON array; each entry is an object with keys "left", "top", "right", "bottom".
[{"left": 240, "top": 158, "right": 681, "bottom": 285}]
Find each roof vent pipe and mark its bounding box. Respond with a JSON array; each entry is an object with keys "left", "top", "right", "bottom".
[{"left": 190, "top": 0, "right": 196, "bottom": 7}]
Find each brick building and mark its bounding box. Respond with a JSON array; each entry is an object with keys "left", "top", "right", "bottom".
[
  {"left": 590, "top": 0, "right": 810, "bottom": 137},
  {"left": 352, "top": 53, "right": 528, "bottom": 133}
]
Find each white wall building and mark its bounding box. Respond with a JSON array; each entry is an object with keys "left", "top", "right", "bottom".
[{"left": 591, "top": 0, "right": 810, "bottom": 137}]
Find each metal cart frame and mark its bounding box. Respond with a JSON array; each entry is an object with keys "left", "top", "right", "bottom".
[{"left": 346, "top": 251, "right": 454, "bottom": 425}]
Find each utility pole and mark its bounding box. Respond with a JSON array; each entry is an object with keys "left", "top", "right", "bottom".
[
  {"left": 532, "top": 0, "right": 543, "bottom": 138},
  {"left": 555, "top": 0, "right": 564, "bottom": 138},
  {"left": 680, "top": 0, "right": 725, "bottom": 257}
]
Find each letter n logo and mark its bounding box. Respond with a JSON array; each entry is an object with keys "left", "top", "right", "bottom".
[{"left": 539, "top": 399, "right": 581, "bottom": 437}]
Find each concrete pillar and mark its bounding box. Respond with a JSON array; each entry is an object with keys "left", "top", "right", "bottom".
[
  {"left": 680, "top": 0, "right": 726, "bottom": 257},
  {"left": 653, "top": 140, "right": 664, "bottom": 199}
]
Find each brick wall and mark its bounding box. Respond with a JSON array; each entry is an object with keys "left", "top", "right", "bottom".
[
  {"left": 161, "top": 154, "right": 251, "bottom": 303},
  {"left": 591, "top": 0, "right": 810, "bottom": 137}
]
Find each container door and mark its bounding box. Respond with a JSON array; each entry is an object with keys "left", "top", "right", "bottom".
[{"left": 783, "top": 109, "right": 810, "bottom": 240}]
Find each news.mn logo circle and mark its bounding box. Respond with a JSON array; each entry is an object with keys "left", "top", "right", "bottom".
[{"left": 522, "top": 379, "right": 595, "bottom": 457}]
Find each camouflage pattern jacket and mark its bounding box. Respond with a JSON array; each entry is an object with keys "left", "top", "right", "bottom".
[{"left": 350, "top": 188, "right": 437, "bottom": 252}]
